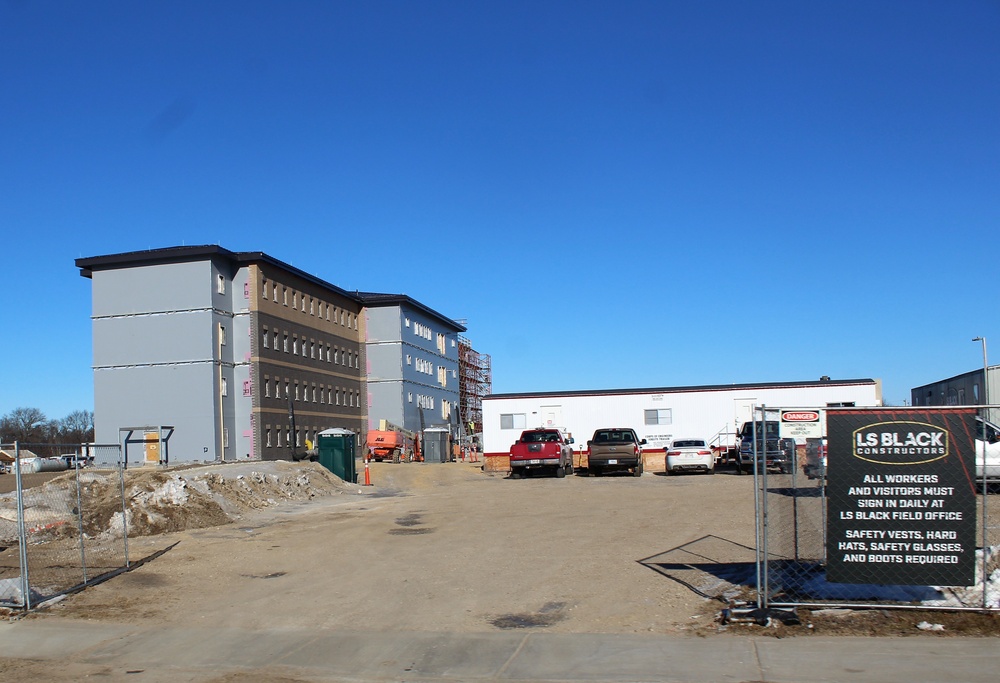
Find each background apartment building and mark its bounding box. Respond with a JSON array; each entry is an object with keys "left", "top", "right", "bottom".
[{"left": 359, "top": 293, "right": 464, "bottom": 436}]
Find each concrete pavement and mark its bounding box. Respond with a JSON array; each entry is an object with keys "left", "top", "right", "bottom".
[{"left": 1, "top": 619, "right": 998, "bottom": 682}]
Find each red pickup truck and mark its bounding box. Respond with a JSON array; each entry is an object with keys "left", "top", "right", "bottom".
[{"left": 508, "top": 428, "right": 575, "bottom": 479}]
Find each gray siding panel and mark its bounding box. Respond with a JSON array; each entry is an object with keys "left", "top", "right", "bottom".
[
  {"left": 92, "top": 262, "right": 214, "bottom": 317},
  {"left": 94, "top": 364, "right": 219, "bottom": 463},
  {"left": 93, "top": 311, "right": 214, "bottom": 366}
]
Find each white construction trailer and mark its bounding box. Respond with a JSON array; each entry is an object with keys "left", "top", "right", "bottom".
[{"left": 482, "top": 378, "right": 881, "bottom": 459}]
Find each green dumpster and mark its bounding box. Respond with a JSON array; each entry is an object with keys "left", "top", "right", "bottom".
[{"left": 317, "top": 428, "right": 357, "bottom": 483}]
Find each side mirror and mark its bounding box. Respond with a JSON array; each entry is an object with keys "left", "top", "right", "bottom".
[
  {"left": 567, "top": 437, "right": 575, "bottom": 445},
  {"left": 640, "top": 439, "right": 648, "bottom": 445},
  {"left": 587, "top": 440, "right": 593, "bottom": 447}
]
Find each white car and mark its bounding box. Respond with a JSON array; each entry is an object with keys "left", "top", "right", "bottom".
[
  {"left": 977, "top": 417, "right": 1000, "bottom": 483},
  {"left": 665, "top": 438, "right": 714, "bottom": 475}
]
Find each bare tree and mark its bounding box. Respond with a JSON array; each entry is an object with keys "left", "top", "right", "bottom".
[
  {"left": 58, "top": 410, "right": 95, "bottom": 444},
  {"left": 0, "top": 407, "right": 48, "bottom": 443}
]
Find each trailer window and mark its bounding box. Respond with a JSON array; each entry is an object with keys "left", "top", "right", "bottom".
[
  {"left": 500, "top": 413, "right": 526, "bottom": 430},
  {"left": 644, "top": 409, "right": 672, "bottom": 426}
]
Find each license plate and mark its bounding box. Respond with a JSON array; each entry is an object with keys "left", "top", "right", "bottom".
[
  {"left": 529, "top": 459, "right": 541, "bottom": 465},
  {"left": 608, "top": 459, "right": 618, "bottom": 465}
]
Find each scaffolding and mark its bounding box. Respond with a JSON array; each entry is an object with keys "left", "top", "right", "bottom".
[{"left": 458, "top": 335, "right": 492, "bottom": 438}]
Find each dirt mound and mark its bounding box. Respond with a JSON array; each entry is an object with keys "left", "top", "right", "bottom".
[{"left": 0, "top": 461, "right": 355, "bottom": 542}]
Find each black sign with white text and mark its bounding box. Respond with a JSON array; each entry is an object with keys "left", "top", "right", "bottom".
[{"left": 826, "top": 409, "right": 977, "bottom": 586}]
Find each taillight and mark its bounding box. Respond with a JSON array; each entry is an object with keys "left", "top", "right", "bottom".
[{"left": 697, "top": 450, "right": 712, "bottom": 456}]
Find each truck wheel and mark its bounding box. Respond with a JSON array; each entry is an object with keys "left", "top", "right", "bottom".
[
  {"left": 555, "top": 465, "right": 566, "bottom": 478},
  {"left": 392, "top": 451, "right": 401, "bottom": 464},
  {"left": 633, "top": 463, "right": 643, "bottom": 477},
  {"left": 590, "top": 467, "right": 600, "bottom": 477},
  {"left": 510, "top": 471, "right": 521, "bottom": 479}
]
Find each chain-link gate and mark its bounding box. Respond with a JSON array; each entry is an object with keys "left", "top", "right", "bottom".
[
  {"left": 0, "top": 442, "right": 129, "bottom": 610},
  {"left": 755, "top": 406, "right": 1000, "bottom": 614}
]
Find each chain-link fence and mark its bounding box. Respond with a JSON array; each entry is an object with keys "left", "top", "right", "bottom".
[
  {"left": 757, "top": 406, "right": 1000, "bottom": 613},
  {"left": 0, "top": 443, "right": 128, "bottom": 610}
]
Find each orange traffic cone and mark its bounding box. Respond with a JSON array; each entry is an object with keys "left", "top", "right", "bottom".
[{"left": 363, "top": 460, "right": 372, "bottom": 486}]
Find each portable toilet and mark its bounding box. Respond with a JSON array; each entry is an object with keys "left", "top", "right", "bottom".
[
  {"left": 317, "top": 428, "right": 357, "bottom": 482},
  {"left": 422, "top": 427, "right": 450, "bottom": 463}
]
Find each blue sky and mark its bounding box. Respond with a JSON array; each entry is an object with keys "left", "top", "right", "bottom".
[{"left": 2, "top": 1, "right": 998, "bottom": 421}]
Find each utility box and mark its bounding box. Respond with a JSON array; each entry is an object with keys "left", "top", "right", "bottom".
[
  {"left": 422, "top": 427, "right": 450, "bottom": 463},
  {"left": 317, "top": 428, "right": 357, "bottom": 482}
]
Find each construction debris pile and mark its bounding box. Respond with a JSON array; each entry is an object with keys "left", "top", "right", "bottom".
[{"left": 0, "top": 461, "right": 356, "bottom": 543}]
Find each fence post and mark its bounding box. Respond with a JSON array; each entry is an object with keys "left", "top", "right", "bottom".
[
  {"left": 119, "top": 458, "right": 130, "bottom": 567},
  {"left": 75, "top": 463, "right": 87, "bottom": 584},
  {"left": 14, "top": 442, "right": 30, "bottom": 610}
]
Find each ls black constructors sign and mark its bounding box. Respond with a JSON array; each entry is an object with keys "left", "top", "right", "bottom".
[{"left": 826, "top": 409, "right": 977, "bottom": 586}]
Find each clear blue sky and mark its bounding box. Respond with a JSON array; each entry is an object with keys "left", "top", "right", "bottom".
[{"left": 2, "top": 1, "right": 998, "bottom": 421}]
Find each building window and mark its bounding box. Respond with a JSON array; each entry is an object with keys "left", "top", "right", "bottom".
[
  {"left": 283, "top": 287, "right": 288, "bottom": 306},
  {"left": 219, "top": 324, "right": 227, "bottom": 346},
  {"left": 283, "top": 334, "right": 289, "bottom": 353},
  {"left": 437, "top": 333, "right": 445, "bottom": 355},
  {"left": 310, "top": 298, "right": 315, "bottom": 315},
  {"left": 273, "top": 331, "right": 279, "bottom": 349},
  {"left": 294, "top": 382, "right": 300, "bottom": 401},
  {"left": 243, "top": 380, "right": 251, "bottom": 397},
  {"left": 292, "top": 337, "right": 299, "bottom": 355},
  {"left": 216, "top": 274, "right": 225, "bottom": 294},
  {"left": 293, "top": 292, "right": 298, "bottom": 309},
  {"left": 405, "top": 317, "right": 410, "bottom": 327},
  {"left": 262, "top": 327, "right": 269, "bottom": 348},
  {"left": 221, "top": 378, "right": 228, "bottom": 396},
  {"left": 223, "top": 428, "right": 230, "bottom": 448},
  {"left": 406, "top": 354, "right": 411, "bottom": 365},
  {"left": 326, "top": 344, "right": 331, "bottom": 362},
  {"left": 264, "top": 376, "right": 270, "bottom": 398},
  {"left": 310, "top": 341, "right": 315, "bottom": 359},
  {"left": 644, "top": 409, "right": 672, "bottom": 426},
  {"left": 500, "top": 413, "right": 526, "bottom": 430},
  {"left": 265, "top": 428, "right": 272, "bottom": 448},
  {"left": 408, "top": 392, "right": 413, "bottom": 402},
  {"left": 262, "top": 278, "right": 268, "bottom": 299}
]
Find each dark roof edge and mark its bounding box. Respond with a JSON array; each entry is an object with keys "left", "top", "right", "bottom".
[
  {"left": 485, "top": 378, "right": 879, "bottom": 400},
  {"left": 355, "top": 292, "right": 466, "bottom": 332},
  {"left": 76, "top": 245, "right": 234, "bottom": 278}
]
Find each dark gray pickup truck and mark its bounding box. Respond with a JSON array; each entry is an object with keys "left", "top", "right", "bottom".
[{"left": 587, "top": 428, "right": 646, "bottom": 477}]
